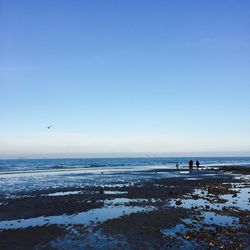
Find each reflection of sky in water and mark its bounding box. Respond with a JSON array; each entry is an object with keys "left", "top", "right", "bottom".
[
  {"left": 104, "top": 198, "right": 147, "bottom": 206},
  {"left": 45, "top": 191, "right": 82, "bottom": 197},
  {"left": 161, "top": 211, "right": 238, "bottom": 237},
  {"left": 170, "top": 198, "right": 221, "bottom": 210},
  {"left": 0, "top": 205, "right": 154, "bottom": 230},
  {"left": 161, "top": 223, "right": 186, "bottom": 236},
  {"left": 202, "top": 212, "right": 238, "bottom": 225},
  {"left": 104, "top": 191, "right": 128, "bottom": 195},
  {"left": 170, "top": 186, "right": 250, "bottom": 211},
  {"left": 163, "top": 183, "right": 249, "bottom": 238},
  {"left": 221, "top": 187, "right": 250, "bottom": 210}
]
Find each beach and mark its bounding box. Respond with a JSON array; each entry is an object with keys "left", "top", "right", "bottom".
[
  {"left": 0, "top": 158, "right": 250, "bottom": 249},
  {"left": 2, "top": 0, "right": 249, "bottom": 248}
]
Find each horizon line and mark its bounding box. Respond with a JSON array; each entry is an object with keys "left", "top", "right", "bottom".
[{"left": 1, "top": 153, "right": 250, "bottom": 160}]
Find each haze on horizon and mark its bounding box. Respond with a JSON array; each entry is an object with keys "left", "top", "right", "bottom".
[{"left": 0, "top": 0, "right": 250, "bottom": 159}]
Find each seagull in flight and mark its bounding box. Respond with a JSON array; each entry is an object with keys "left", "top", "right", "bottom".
[{"left": 46, "top": 125, "right": 53, "bottom": 129}]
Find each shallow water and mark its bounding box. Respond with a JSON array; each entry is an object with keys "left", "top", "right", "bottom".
[
  {"left": 104, "top": 191, "right": 128, "bottom": 195},
  {"left": 1, "top": 158, "right": 249, "bottom": 250},
  {"left": 45, "top": 191, "right": 83, "bottom": 197},
  {"left": 163, "top": 181, "right": 250, "bottom": 240},
  {"left": 161, "top": 211, "right": 238, "bottom": 237},
  {"left": 104, "top": 197, "right": 148, "bottom": 206},
  {"left": 0, "top": 204, "right": 153, "bottom": 230},
  {"left": 0, "top": 169, "right": 181, "bottom": 195},
  {"left": 170, "top": 185, "right": 250, "bottom": 211},
  {"left": 0, "top": 168, "right": 230, "bottom": 197},
  {"left": 1, "top": 156, "right": 250, "bottom": 195},
  {"left": 221, "top": 187, "right": 250, "bottom": 210}
]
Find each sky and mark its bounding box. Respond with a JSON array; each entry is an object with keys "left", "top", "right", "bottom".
[{"left": 0, "top": 0, "right": 250, "bottom": 158}]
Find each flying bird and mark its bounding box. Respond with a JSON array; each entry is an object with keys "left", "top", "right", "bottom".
[{"left": 46, "top": 125, "right": 53, "bottom": 129}]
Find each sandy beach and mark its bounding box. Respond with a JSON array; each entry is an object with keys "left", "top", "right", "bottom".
[{"left": 0, "top": 164, "right": 249, "bottom": 249}]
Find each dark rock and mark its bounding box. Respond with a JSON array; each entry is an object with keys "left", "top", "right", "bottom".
[{"left": 175, "top": 200, "right": 182, "bottom": 206}]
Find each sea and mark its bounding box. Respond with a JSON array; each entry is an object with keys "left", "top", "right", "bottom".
[{"left": 0, "top": 157, "right": 250, "bottom": 195}]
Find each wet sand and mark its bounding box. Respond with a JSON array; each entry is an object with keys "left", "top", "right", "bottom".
[{"left": 0, "top": 167, "right": 249, "bottom": 249}]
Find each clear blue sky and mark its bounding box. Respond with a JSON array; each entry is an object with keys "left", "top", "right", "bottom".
[{"left": 0, "top": 0, "right": 250, "bottom": 158}]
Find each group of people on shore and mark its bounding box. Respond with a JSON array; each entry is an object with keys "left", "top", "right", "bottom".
[{"left": 176, "top": 160, "right": 200, "bottom": 171}]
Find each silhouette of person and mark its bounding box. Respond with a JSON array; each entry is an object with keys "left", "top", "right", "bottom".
[
  {"left": 188, "top": 160, "right": 193, "bottom": 171},
  {"left": 176, "top": 162, "right": 179, "bottom": 171},
  {"left": 196, "top": 160, "right": 200, "bottom": 170}
]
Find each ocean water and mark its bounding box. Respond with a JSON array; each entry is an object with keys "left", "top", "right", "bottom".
[
  {"left": 1, "top": 156, "right": 250, "bottom": 172},
  {"left": 0, "top": 157, "right": 249, "bottom": 195}
]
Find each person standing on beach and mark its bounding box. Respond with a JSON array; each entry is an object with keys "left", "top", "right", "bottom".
[
  {"left": 189, "top": 160, "right": 193, "bottom": 171},
  {"left": 196, "top": 160, "right": 200, "bottom": 170},
  {"left": 176, "top": 162, "right": 179, "bottom": 171}
]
